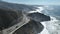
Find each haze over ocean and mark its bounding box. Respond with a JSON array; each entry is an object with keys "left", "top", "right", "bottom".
[{"left": 2, "top": 0, "right": 60, "bottom": 5}]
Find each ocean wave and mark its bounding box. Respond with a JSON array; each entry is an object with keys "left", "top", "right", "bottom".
[
  {"left": 38, "top": 6, "right": 60, "bottom": 34},
  {"left": 28, "top": 7, "right": 44, "bottom": 13},
  {"left": 27, "top": 6, "right": 60, "bottom": 34}
]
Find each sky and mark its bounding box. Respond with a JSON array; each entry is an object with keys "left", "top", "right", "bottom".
[{"left": 2, "top": 0, "right": 60, "bottom": 5}]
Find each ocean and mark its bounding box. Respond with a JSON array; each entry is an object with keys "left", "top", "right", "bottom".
[{"left": 29, "top": 5, "right": 60, "bottom": 34}]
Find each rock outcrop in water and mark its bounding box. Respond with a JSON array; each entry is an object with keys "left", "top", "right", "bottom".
[
  {"left": 27, "top": 12, "right": 50, "bottom": 22},
  {"left": 0, "top": 1, "right": 50, "bottom": 34},
  {"left": 13, "top": 12, "right": 50, "bottom": 34}
]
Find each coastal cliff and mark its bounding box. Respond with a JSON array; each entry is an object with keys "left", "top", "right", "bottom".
[{"left": 0, "top": 1, "right": 50, "bottom": 34}]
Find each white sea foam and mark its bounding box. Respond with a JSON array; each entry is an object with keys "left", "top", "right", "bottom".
[
  {"left": 28, "top": 7, "right": 44, "bottom": 13},
  {"left": 38, "top": 14, "right": 60, "bottom": 34},
  {"left": 45, "top": 16, "right": 60, "bottom": 34},
  {"left": 28, "top": 6, "right": 60, "bottom": 34},
  {"left": 39, "top": 14, "right": 60, "bottom": 34}
]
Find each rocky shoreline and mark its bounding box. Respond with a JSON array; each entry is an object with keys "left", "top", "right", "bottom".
[{"left": 0, "top": 1, "right": 50, "bottom": 34}]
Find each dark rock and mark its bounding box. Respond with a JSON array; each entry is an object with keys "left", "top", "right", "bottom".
[
  {"left": 27, "top": 12, "right": 50, "bottom": 22},
  {"left": 13, "top": 20, "right": 44, "bottom": 34},
  {"left": 0, "top": 8, "right": 23, "bottom": 30}
]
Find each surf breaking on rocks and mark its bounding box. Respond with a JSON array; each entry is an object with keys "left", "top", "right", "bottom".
[{"left": 29, "top": 6, "right": 60, "bottom": 34}]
